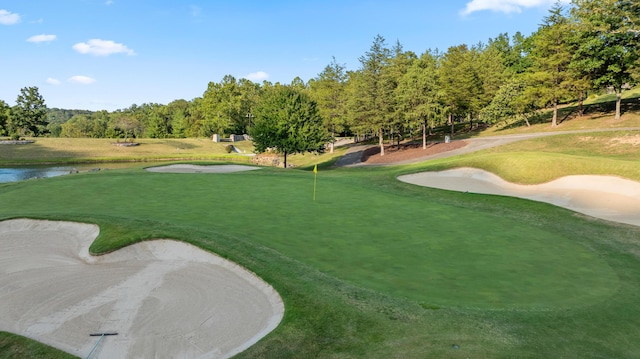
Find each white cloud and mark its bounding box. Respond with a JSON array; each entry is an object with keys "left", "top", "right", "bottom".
[
  {"left": 68, "top": 76, "right": 96, "bottom": 84},
  {"left": 27, "top": 34, "right": 57, "bottom": 43},
  {"left": 47, "top": 78, "right": 61, "bottom": 85},
  {"left": 461, "top": 0, "right": 570, "bottom": 15},
  {"left": 0, "top": 9, "right": 20, "bottom": 25},
  {"left": 72, "top": 39, "right": 135, "bottom": 56},
  {"left": 245, "top": 71, "right": 269, "bottom": 81}
]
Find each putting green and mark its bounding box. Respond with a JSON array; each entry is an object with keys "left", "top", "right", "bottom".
[{"left": 0, "top": 168, "right": 618, "bottom": 309}]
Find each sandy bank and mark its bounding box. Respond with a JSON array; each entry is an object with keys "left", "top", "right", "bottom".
[
  {"left": 0, "top": 219, "right": 283, "bottom": 358},
  {"left": 398, "top": 168, "right": 640, "bottom": 227}
]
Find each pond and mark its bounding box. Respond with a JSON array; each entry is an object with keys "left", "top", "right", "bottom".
[{"left": 0, "top": 163, "right": 162, "bottom": 183}]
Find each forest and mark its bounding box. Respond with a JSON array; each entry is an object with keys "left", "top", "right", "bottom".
[{"left": 0, "top": 1, "right": 638, "bottom": 153}]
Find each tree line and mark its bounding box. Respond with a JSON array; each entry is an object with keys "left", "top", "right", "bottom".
[{"left": 1, "top": 0, "right": 637, "bottom": 158}]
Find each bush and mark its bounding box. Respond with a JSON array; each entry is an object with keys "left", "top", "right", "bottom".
[
  {"left": 10, "top": 133, "right": 20, "bottom": 141},
  {"left": 224, "top": 145, "right": 233, "bottom": 153}
]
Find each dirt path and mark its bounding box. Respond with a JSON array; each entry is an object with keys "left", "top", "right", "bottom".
[{"left": 335, "top": 128, "right": 640, "bottom": 166}]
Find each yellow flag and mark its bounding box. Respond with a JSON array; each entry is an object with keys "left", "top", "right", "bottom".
[{"left": 313, "top": 164, "right": 318, "bottom": 200}]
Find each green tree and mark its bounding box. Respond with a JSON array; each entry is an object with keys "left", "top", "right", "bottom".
[
  {"left": 0, "top": 100, "right": 10, "bottom": 136},
  {"left": 145, "top": 103, "right": 172, "bottom": 138},
  {"left": 60, "top": 115, "right": 94, "bottom": 137},
  {"left": 384, "top": 41, "right": 417, "bottom": 146},
  {"left": 200, "top": 75, "right": 244, "bottom": 137},
  {"left": 237, "top": 78, "right": 262, "bottom": 134},
  {"left": 481, "top": 78, "right": 535, "bottom": 127},
  {"left": 524, "top": 3, "right": 574, "bottom": 127},
  {"left": 348, "top": 35, "right": 392, "bottom": 156},
  {"left": 396, "top": 50, "right": 443, "bottom": 148},
  {"left": 309, "top": 57, "right": 349, "bottom": 153},
  {"left": 10, "top": 86, "right": 48, "bottom": 136},
  {"left": 571, "top": 0, "right": 640, "bottom": 119},
  {"left": 250, "top": 85, "right": 328, "bottom": 168},
  {"left": 439, "top": 44, "right": 479, "bottom": 136}
]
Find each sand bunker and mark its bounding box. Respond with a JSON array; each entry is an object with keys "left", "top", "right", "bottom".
[
  {"left": 146, "top": 164, "right": 261, "bottom": 174},
  {"left": 398, "top": 168, "right": 640, "bottom": 228},
  {"left": 0, "top": 219, "right": 283, "bottom": 358}
]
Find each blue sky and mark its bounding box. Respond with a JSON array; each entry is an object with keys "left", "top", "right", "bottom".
[{"left": 1, "top": 0, "right": 569, "bottom": 111}]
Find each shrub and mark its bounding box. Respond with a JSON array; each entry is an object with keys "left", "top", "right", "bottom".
[{"left": 224, "top": 145, "right": 233, "bottom": 153}]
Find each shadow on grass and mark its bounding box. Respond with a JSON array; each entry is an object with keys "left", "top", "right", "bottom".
[{"left": 494, "top": 95, "right": 640, "bottom": 131}]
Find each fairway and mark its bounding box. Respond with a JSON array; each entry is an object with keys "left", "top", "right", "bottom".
[{"left": 0, "top": 166, "right": 617, "bottom": 310}]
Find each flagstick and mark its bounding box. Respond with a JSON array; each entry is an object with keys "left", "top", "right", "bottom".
[{"left": 313, "top": 164, "right": 318, "bottom": 201}]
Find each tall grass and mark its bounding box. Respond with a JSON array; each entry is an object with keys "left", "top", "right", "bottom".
[{"left": 0, "top": 138, "right": 255, "bottom": 165}]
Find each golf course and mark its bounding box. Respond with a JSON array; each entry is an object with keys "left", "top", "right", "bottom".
[{"left": 1, "top": 103, "right": 639, "bottom": 358}]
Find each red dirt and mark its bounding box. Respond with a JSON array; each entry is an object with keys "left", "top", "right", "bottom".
[{"left": 361, "top": 140, "right": 468, "bottom": 164}]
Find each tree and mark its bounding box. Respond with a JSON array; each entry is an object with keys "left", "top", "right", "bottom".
[
  {"left": 10, "top": 86, "right": 48, "bottom": 136},
  {"left": 309, "top": 57, "right": 349, "bottom": 153},
  {"left": 237, "top": 78, "right": 262, "bottom": 134},
  {"left": 250, "top": 85, "right": 329, "bottom": 168},
  {"left": 524, "top": 3, "right": 574, "bottom": 127},
  {"left": 481, "top": 78, "right": 535, "bottom": 127},
  {"left": 60, "top": 115, "right": 94, "bottom": 137},
  {"left": 396, "top": 50, "right": 442, "bottom": 149},
  {"left": 348, "top": 35, "right": 392, "bottom": 155},
  {"left": 571, "top": 0, "right": 640, "bottom": 119},
  {"left": 383, "top": 41, "right": 417, "bottom": 146},
  {"left": 200, "top": 75, "right": 243, "bottom": 137},
  {"left": 0, "top": 100, "right": 9, "bottom": 136},
  {"left": 113, "top": 115, "right": 143, "bottom": 141},
  {"left": 439, "top": 44, "right": 479, "bottom": 135}
]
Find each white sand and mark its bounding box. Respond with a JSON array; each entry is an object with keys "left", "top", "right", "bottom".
[
  {"left": 145, "top": 164, "right": 261, "bottom": 174},
  {"left": 0, "top": 219, "right": 284, "bottom": 359},
  {"left": 398, "top": 168, "right": 640, "bottom": 227}
]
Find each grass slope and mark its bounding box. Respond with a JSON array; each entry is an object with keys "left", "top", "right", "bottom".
[
  {"left": 0, "top": 138, "right": 255, "bottom": 165},
  {"left": 414, "top": 130, "right": 640, "bottom": 183}
]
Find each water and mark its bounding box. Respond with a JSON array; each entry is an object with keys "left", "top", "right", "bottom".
[
  {"left": 0, "top": 163, "right": 163, "bottom": 183},
  {"left": 0, "top": 166, "right": 93, "bottom": 183}
]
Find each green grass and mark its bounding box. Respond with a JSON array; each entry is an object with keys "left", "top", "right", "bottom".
[
  {"left": 469, "top": 87, "right": 640, "bottom": 136},
  {"left": 1, "top": 160, "right": 639, "bottom": 358},
  {"left": 414, "top": 130, "right": 640, "bottom": 183},
  {"left": 2, "top": 100, "right": 640, "bottom": 357},
  {"left": 0, "top": 332, "right": 75, "bottom": 359},
  {"left": 0, "top": 137, "right": 255, "bottom": 165},
  {"left": 0, "top": 168, "right": 618, "bottom": 309}
]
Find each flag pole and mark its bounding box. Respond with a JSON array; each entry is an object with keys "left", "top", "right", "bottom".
[{"left": 313, "top": 164, "right": 318, "bottom": 201}]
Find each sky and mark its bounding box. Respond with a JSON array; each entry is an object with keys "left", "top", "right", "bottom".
[{"left": 0, "top": 0, "right": 570, "bottom": 111}]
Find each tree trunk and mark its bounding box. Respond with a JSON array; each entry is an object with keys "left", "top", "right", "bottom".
[
  {"left": 551, "top": 99, "right": 558, "bottom": 127},
  {"left": 468, "top": 113, "right": 473, "bottom": 131},
  {"left": 615, "top": 89, "right": 622, "bottom": 120},
  {"left": 578, "top": 91, "right": 584, "bottom": 117},
  {"left": 522, "top": 114, "right": 531, "bottom": 127},
  {"left": 329, "top": 129, "right": 335, "bottom": 154},
  {"left": 422, "top": 122, "right": 427, "bottom": 150},
  {"left": 449, "top": 114, "right": 454, "bottom": 137},
  {"left": 378, "top": 128, "right": 385, "bottom": 156},
  {"left": 283, "top": 151, "right": 287, "bottom": 168}
]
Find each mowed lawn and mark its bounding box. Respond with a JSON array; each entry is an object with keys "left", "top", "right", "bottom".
[
  {"left": 1, "top": 157, "right": 640, "bottom": 357},
  {"left": 0, "top": 167, "right": 617, "bottom": 309},
  {"left": 2, "top": 126, "right": 640, "bottom": 358}
]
